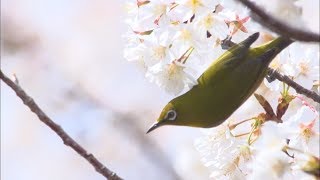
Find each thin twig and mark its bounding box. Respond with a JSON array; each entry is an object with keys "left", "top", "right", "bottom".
[
  {"left": 267, "top": 68, "right": 320, "bottom": 103},
  {"left": 0, "top": 70, "right": 123, "bottom": 180},
  {"left": 236, "top": 0, "right": 320, "bottom": 42}
]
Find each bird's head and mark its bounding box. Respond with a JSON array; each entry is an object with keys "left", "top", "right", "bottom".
[{"left": 146, "top": 102, "right": 181, "bottom": 133}]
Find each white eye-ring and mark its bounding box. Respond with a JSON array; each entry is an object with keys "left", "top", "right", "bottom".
[{"left": 166, "top": 110, "right": 177, "bottom": 121}]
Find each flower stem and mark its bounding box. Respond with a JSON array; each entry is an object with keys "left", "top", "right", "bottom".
[
  {"left": 182, "top": 47, "right": 194, "bottom": 64},
  {"left": 229, "top": 118, "right": 254, "bottom": 130},
  {"left": 234, "top": 132, "right": 250, "bottom": 138}
]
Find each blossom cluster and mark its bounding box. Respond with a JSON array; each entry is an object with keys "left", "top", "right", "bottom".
[
  {"left": 124, "top": 0, "right": 318, "bottom": 96},
  {"left": 124, "top": 0, "right": 319, "bottom": 179},
  {"left": 124, "top": 0, "right": 258, "bottom": 95},
  {"left": 195, "top": 103, "right": 319, "bottom": 179}
]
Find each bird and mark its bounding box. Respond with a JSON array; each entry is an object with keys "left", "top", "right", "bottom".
[{"left": 146, "top": 32, "right": 293, "bottom": 133}]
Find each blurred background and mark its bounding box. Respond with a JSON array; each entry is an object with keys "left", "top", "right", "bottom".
[{"left": 1, "top": 0, "right": 210, "bottom": 179}]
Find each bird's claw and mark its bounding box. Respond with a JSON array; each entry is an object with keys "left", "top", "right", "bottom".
[
  {"left": 266, "top": 68, "right": 277, "bottom": 83},
  {"left": 221, "top": 35, "right": 236, "bottom": 50}
]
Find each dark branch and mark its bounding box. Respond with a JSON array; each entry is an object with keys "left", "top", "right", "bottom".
[
  {"left": 267, "top": 68, "right": 320, "bottom": 103},
  {"left": 0, "top": 70, "right": 123, "bottom": 180},
  {"left": 236, "top": 0, "right": 320, "bottom": 42}
]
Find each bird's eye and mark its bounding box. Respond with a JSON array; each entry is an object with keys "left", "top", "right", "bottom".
[{"left": 166, "top": 110, "right": 177, "bottom": 121}]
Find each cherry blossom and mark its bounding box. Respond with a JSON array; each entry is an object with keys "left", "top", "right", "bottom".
[{"left": 124, "top": 0, "right": 319, "bottom": 178}]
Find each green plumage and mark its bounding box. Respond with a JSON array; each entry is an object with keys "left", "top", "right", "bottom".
[{"left": 147, "top": 33, "right": 293, "bottom": 133}]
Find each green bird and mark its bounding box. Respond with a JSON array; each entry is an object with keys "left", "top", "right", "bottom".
[{"left": 147, "top": 32, "right": 293, "bottom": 133}]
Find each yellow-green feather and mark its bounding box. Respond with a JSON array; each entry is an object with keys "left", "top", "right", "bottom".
[{"left": 164, "top": 36, "right": 292, "bottom": 128}]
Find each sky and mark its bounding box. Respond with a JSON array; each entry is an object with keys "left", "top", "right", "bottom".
[
  {"left": 2, "top": 0, "right": 319, "bottom": 180},
  {"left": 1, "top": 0, "right": 209, "bottom": 179}
]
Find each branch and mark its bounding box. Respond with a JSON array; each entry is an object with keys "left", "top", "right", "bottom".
[
  {"left": 267, "top": 68, "right": 320, "bottom": 103},
  {"left": 236, "top": 0, "right": 320, "bottom": 42},
  {"left": 0, "top": 70, "right": 123, "bottom": 180}
]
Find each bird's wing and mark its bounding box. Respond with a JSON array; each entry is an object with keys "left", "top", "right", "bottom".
[{"left": 197, "top": 33, "right": 260, "bottom": 87}]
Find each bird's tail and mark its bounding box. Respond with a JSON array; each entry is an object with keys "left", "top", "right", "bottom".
[{"left": 257, "top": 36, "right": 293, "bottom": 60}]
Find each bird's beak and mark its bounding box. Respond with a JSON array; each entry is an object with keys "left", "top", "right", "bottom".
[{"left": 146, "top": 122, "right": 163, "bottom": 134}]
